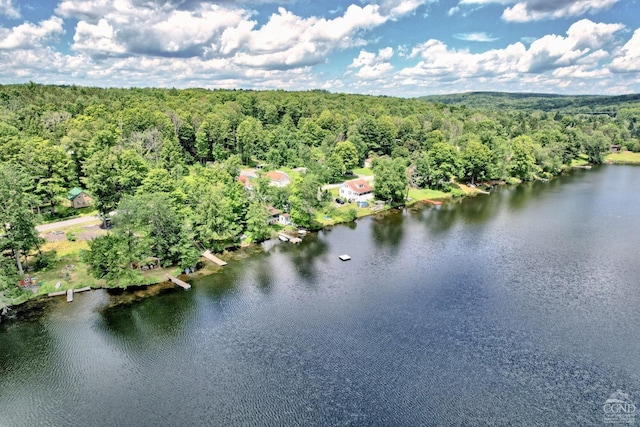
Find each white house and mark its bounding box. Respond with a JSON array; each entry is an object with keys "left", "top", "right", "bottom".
[
  {"left": 264, "top": 170, "right": 290, "bottom": 187},
  {"left": 339, "top": 179, "right": 373, "bottom": 202},
  {"left": 279, "top": 213, "right": 291, "bottom": 226}
]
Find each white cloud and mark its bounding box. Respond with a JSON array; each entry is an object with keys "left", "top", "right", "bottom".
[
  {"left": 0, "top": 16, "right": 64, "bottom": 50},
  {"left": 610, "top": 28, "right": 640, "bottom": 72},
  {"left": 374, "top": 0, "right": 435, "bottom": 18},
  {"left": 348, "top": 47, "right": 394, "bottom": 79},
  {"left": 0, "top": 0, "right": 20, "bottom": 18},
  {"left": 502, "top": 0, "right": 620, "bottom": 22},
  {"left": 397, "top": 19, "right": 628, "bottom": 92},
  {"left": 454, "top": 32, "right": 499, "bottom": 42},
  {"left": 457, "top": 0, "right": 620, "bottom": 22}
]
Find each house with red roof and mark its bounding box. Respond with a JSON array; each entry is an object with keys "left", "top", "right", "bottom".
[
  {"left": 264, "top": 170, "right": 290, "bottom": 187},
  {"left": 339, "top": 178, "right": 373, "bottom": 202}
]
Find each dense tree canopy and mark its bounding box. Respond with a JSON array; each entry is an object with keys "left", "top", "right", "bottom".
[{"left": 1, "top": 83, "right": 638, "bottom": 289}]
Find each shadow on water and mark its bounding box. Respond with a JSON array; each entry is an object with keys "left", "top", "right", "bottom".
[
  {"left": 281, "top": 233, "right": 329, "bottom": 285},
  {"left": 370, "top": 209, "right": 404, "bottom": 254},
  {"left": 95, "top": 287, "right": 197, "bottom": 350},
  {"left": 0, "top": 310, "right": 54, "bottom": 380}
]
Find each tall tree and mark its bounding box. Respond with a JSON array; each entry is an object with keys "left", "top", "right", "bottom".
[
  {"left": 462, "top": 140, "right": 493, "bottom": 184},
  {"left": 372, "top": 157, "right": 408, "bottom": 203}
]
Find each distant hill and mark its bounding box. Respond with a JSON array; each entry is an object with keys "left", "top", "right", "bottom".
[{"left": 418, "top": 92, "right": 640, "bottom": 113}]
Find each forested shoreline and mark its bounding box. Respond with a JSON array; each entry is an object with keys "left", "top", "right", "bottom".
[{"left": 1, "top": 83, "right": 639, "bottom": 305}]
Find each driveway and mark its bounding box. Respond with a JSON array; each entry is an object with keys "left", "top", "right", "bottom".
[{"left": 36, "top": 215, "right": 101, "bottom": 232}]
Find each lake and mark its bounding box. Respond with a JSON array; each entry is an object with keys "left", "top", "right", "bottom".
[{"left": 1, "top": 166, "right": 639, "bottom": 426}]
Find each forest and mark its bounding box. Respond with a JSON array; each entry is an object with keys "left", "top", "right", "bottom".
[{"left": 1, "top": 83, "right": 639, "bottom": 300}]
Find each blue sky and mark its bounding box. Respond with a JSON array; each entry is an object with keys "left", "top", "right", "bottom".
[{"left": 1, "top": 0, "right": 639, "bottom": 96}]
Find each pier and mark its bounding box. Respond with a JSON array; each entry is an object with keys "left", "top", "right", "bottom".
[
  {"left": 278, "top": 233, "right": 302, "bottom": 244},
  {"left": 165, "top": 274, "right": 191, "bottom": 290},
  {"left": 66, "top": 289, "right": 73, "bottom": 302},
  {"left": 202, "top": 250, "right": 227, "bottom": 266}
]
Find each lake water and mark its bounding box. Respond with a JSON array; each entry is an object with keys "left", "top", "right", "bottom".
[{"left": 1, "top": 166, "right": 639, "bottom": 426}]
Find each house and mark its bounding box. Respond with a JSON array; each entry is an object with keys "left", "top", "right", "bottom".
[
  {"left": 610, "top": 144, "right": 622, "bottom": 152},
  {"left": 339, "top": 179, "right": 373, "bottom": 203},
  {"left": 238, "top": 174, "right": 253, "bottom": 190},
  {"left": 264, "top": 170, "right": 290, "bottom": 187},
  {"left": 267, "top": 206, "right": 281, "bottom": 225},
  {"left": 67, "top": 187, "right": 92, "bottom": 209},
  {"left": 279, "top": 213, "right": 291, "bottom": 226}
]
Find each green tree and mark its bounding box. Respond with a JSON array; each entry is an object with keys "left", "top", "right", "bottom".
[
  {"left": 289, "top": 174, "right": 322, "bottom": 228},
  {"left": 245, "top": 201, "right": 271, "bottom": 242},
  {"left": 0, "top": 163, "right": 42, "bottom": 275},
  {"left": 81, "top": 233, "right": 145, "bottom": 287},
  {"left": 192, "top": 183, "right": 243, "bottom": 250},
  {"left": 426, "top": 142, "right": 462, "bottom": 190},
  {"left": 583, "top": 131, "right": 609, "bottom": 164},
  {"left": 333, "top": 141, "right": 359, "bottom": 171},
  {"left": 462, "top": 140, "right": 493, "bottom": 184},
  {"left": 236, "top": 117, "right": 263, "bottom": 164},
  {"left": 509, "top": 135, "right": 538, "bottom": 181},
  {"left": 83, "top": 147, "right": 148, "bottom": 225},
  {"left": 118, "top": 193, "right": 199, "bottom": 268},
  {"left": 372, "top": 157, "right": 408, "bottom": 202}
]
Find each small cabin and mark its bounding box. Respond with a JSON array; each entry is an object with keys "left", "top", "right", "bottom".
[
  {"left": 67, "top": 187, "right": 92, "bottom": 209},
  {"left": 279, "top": 213, "right": 291, "bottom": 226},
  {"left": 610, "top": 144, "right": 622, "bottom": 153},
  {"left": 267, "top": 206, "right": 281, "bottom": 225}
]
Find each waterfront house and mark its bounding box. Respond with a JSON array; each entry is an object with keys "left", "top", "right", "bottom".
[
  {"left": 279, "top": 213, "right": 291, "bottom": 226},
  {"left": 267, "top": 206, "right": 281, "bottom": 225},
  {"left": 264, "top": 170, "right": 290, "bottom": 187},
  {"left": 339, "top": 179, "right": 373, "bottom": 203},
  {"left": 67, "top": 187, "right": 92, "bottom": 209}
]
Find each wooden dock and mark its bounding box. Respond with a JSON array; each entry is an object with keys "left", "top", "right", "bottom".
[
  {"left": 74, "top": 286, "right": 91, "bottom": 293},
  {"left": 66, "top": 289, "right": 73, "bottom": 302},
  {"left": 202, "top": 250, "right": 227, "bottom": 266},
  {"left": 279, "top": 233, "right": 302, "bottom": 244},
  {"left": 48, "top": 290, "right": 67, "bottom": 297},
  {"left": 165, "top": 274, "right": 191, "bottom": 290}
]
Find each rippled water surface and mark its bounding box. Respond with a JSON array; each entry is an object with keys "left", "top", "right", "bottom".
[{"left": 1, "top": 166, "right": 639, "bottom": 426}]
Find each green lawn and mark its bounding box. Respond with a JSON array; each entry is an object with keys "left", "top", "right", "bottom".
[
  {"left": 407, "top": 187, "right": 450, "bottom": 201},
  {"left": 570, "top": 154, "right": 590, "bottom": 167},
  {"left": 352, "top": 167, "right": 374, "bottom": 176},
  {"left": 605, "top": 151, "right": 640, "bottom": 164}
]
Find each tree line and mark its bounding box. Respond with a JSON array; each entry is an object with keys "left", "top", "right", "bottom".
[{"left": 1, "top": 83, "right": 637, "bottom": 290}]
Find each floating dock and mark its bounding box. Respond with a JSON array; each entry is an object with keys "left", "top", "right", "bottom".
[
  {"left": 66, "top": 289, "right": 73, "bottom": 302},
  {"left": 74, "top": 286, "right": 91, "bottom": 293},
  {"left": 339, "top": 254, "right": 351, "bottom": 261},
  {"left": 165, "top": 274, "right": 191, "bottom": 290},
  {"left": 422, "top": 199, "right": 443, "bottom": 206},
  {"left": 202, "top": 250, "right": 227, "bottom": 266}
]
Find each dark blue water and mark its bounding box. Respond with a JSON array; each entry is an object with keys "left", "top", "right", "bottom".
[{"left": 1, "top": 166, "right": 639, "bottom": 426}]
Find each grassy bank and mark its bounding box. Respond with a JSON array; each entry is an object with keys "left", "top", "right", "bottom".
[{"left": 605, "top": 151, "right": 640, "bottom": 164}]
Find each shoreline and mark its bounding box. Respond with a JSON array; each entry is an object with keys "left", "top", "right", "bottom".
[{"left": 0, "top": 161, "right": 630, "bottom": 323}]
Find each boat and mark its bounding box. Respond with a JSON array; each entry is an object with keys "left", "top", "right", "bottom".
[{"left": 278, "top": 235, "right": 289, "bottom": 242}]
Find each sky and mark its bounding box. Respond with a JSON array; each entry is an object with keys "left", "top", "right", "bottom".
[{"left": 0, "top": 0, "right": 639, "bottom": 97}]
